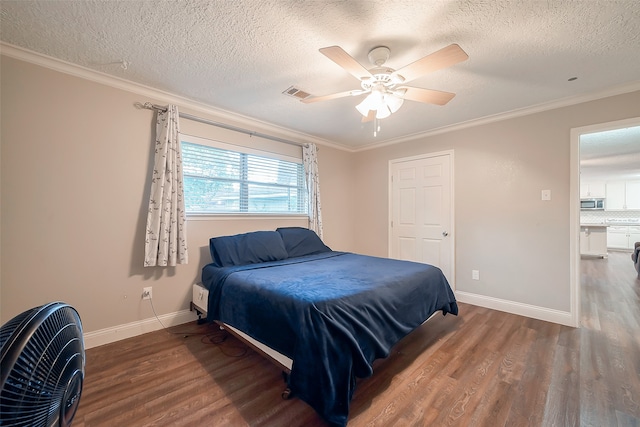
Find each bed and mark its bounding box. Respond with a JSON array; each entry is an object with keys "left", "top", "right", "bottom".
[{"left": 192, "top": 227, "right": 458, "bottom": 426}]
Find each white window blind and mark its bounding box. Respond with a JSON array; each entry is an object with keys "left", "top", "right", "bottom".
[{"left": 181, "top": 137, "right": 307, "bottom": 215}]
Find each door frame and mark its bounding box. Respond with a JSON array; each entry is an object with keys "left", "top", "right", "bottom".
[
  {"left": 388, "top": 149, "right": 455, "bottom": 289},
  {"left": 570, "top": 116, "right": 640, "bottom": 328}
]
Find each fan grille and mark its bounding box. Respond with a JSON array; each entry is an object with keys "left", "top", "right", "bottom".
[{"left": 1, "top": 303, "right": 84, "bottom": 427}]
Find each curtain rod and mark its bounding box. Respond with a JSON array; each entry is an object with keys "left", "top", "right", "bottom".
[{"left": 135, "top": 101, "right": 308, "bottom": 149}]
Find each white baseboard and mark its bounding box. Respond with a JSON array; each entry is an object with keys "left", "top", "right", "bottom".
[
  {"left": 83, "top": 309, "right": 199, "bottom": 349},
  {"left": 83, "top": 293, "right": 575, "bottom": 350},
  {"left": 455, "top": 291, "right": 575, "bottom": 327}
]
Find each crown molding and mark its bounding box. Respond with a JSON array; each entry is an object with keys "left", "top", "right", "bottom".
[
  {"left": 356, "top": 80, "right": 640, "bottom": 152},
  {"left": 4, "top": 41, "right": 638, "bottom": 155},
  {"left": 0, "top": 42, "right": 350, "bottom": 152}
]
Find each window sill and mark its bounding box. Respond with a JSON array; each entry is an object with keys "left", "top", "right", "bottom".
[{"left": 186, "top": 213, "right": 309, "bottom": 221}]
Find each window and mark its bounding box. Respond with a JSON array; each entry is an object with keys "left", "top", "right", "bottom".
[{"left": 181, "top": 136, "right": 307, "bottom": 215}]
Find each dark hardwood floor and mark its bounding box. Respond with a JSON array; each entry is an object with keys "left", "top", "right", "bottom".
[{"left": 73, "top": 252, "right": 640, "bottom": 426}]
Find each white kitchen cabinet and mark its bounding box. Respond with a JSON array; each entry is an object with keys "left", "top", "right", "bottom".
[
  {"left": 580, "top": 228, "right": 589, "bottom": 254},
  {"left": 606, "top": 181, "right": 626, "bottom": 210},
  {"left": 580, "top": 226, "right": 608, "bottom": 256},
  {"left": 606, "top": 180, "right": 640, "bottom": 210},
  {"left": 580, "top": 181, "right": 606, "bottom": 198},
  {"left": 625, "top": 181, "right": 640, "bottom": 210},
  {"left": 607, "top": 226, "right": 628, "bottom": 249},
  {"left": 630, "top": 226, "right": 640, "bottom": 246},
  {"left": 607, "top": 225, "right": 640, "bottom": 249}
]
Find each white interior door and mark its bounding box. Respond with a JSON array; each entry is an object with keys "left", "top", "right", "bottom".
[{"left": 389, "top": 152, "right": 454, "bottom": 286}]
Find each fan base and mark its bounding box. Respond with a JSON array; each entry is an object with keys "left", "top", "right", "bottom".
[{"left": 368, "top": 46, "right": 390, "bottom": 66}]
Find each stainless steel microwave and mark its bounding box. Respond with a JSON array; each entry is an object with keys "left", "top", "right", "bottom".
[{"left": 580, "top": 198, "right": 605, "bottom": 210}]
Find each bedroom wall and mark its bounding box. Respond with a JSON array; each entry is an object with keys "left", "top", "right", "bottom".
[
  {"left": 0, "top": 55, "right": 355, "bottom": 334},
  {"left": 352, "top": 90, "right": 640, "bottom": 315},
  {"left": 3, "top": 49, "right": 638, "bottom": 341}
]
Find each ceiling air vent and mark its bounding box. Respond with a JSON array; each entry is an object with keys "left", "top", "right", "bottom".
[{"left": 283, "top": 86, "right": 311, "bottom": 100}]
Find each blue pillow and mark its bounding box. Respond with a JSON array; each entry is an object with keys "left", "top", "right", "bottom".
[
  {"left": 276, "top": 227, "right": 331, "bottom": 258},
  {"left": 209, "top": 231, "right": 288, "bottom": 267}
]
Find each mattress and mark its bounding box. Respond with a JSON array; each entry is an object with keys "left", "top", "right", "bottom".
[
  {"left": 198, "top": 228, "right": 457, "bottom": 426},
  {"left": 191, "top": 283, "right": 293, "bottom": 370}
]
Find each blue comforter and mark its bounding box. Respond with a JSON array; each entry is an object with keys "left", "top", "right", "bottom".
[{"left": 202, "top": 252, "right": 458, "bottom": 426}]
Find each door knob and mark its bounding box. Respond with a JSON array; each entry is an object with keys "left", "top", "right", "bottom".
[{"left": 442, "top": 231, "right": 449, "bottom": 237}]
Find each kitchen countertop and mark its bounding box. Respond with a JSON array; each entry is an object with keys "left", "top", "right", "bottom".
[
  {"left": 606, "top": 218, "right": 640, "bottom": 226},
  {"left": 580, "top": 218, "right": 640, "bottom": 227}
]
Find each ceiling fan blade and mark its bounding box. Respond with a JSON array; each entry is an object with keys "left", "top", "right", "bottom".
[
  {"left": 392, "top": 44, "right": 468, "bottom": 83},
  {"left": 319, "top": 46, "right": 373, "bottom": 81},
  {"left": 301, "top": 89, "right": 367, "bottom": 104},
  {"left": 361, "top": 110, "right": 376, "bottom": 122},
  {"left": 397, "top": 86, "right": 456, "bottom": 105}
]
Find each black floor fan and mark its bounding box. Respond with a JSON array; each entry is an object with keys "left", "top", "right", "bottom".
[{"left": 1, "top": 302, "right": 85, "bottom": 427}]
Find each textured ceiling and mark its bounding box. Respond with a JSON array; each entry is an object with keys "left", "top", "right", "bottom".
[{"left": 1, "top": 0, "right": 640, "bottom": 153}]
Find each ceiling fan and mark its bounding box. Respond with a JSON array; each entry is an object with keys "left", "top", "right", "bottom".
[{"left": 302, "top": 44, "right": 468, "bottom": 122}]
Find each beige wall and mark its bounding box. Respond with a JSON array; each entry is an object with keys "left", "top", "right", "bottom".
[
  {"left": 353, "top": 91, "right": 640, "bottom": 312},
  {"left": 2, "top": 52, "right": 639, "bottom": 335},
  {"left": 0, "top": 56, "right": 355, "bottom": 331}
]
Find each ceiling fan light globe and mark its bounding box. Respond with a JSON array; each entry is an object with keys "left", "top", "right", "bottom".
[
  {"left": 376, "top": 106, "right": 391, "bottom": 119},
  {"left": 355, "top": 92, "right": 379, "bottom": 115},
  {"left": 368, "top": 91, "right": 385, "bottom": 109},
  {"left": 385, "top": 94, "right": 404, "bottom": 113},
  {"left": 355, "top": 99, "right": 371, "bottom": 117}
]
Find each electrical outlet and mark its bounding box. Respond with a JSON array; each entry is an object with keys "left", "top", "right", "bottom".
[
  {"left": 142, "top": 287, "right": 152, "bottom": 300},
  {"left": 472, "top": 270, "right": 480, "bottom": 280}
]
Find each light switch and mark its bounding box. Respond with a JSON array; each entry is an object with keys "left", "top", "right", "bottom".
[{"left": 541, "top": 190, "right": 551, "bottom": 201}]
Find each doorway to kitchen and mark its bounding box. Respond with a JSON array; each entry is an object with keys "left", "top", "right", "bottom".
[{"left": 570, "top": 116, "right": 640, "bottom": 327}]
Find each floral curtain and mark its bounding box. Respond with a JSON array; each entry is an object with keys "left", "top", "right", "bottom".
[
  {"left": 144, "top": 105, "right": 188, "bottom": 266},
  {"left": 303, "top": 143, "right": 323, "bottom": 239}
]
